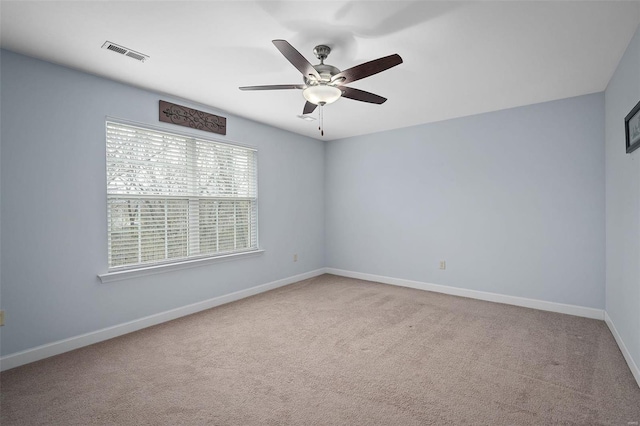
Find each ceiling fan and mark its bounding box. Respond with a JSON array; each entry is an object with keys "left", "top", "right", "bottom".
[{"left": 239, "top": 40, "right": 403, "bottom": 136}]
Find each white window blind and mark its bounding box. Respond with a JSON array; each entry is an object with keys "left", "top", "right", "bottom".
[{"left": 106, "top": 121, "right": 258, "bottom": 270}]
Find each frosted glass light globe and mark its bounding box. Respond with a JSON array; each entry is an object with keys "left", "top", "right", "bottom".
[{"left": 303, "top": 85, "right": 342, "bottom": 105}]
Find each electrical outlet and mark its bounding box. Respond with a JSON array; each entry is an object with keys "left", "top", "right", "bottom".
[
  {"left": 0, "top": 310, "right": 5, "bottom": 326},
  {"left": 439, "top": 261, "right": 446, "bottom": 270},
  {"left": 293, "top": 254, "right": 298, "bottom": 262}
]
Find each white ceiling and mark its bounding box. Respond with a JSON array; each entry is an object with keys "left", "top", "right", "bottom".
[{"left": 1, "top": 1, "right": 639, "bottom": 141}]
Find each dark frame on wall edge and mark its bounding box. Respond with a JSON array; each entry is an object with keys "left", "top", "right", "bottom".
[{"left": 625, "top": 100, "right": 640, "bottom": 154}]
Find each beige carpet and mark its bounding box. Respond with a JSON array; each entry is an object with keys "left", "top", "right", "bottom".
[{"left": 1, "top": 274, "right": 639, "bottom": 425}]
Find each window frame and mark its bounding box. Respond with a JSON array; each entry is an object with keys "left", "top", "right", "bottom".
[{"left": 100, "top": 117, "right": 261, "bottom": 281}]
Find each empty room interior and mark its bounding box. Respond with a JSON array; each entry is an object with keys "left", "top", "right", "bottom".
[{"left": 1, "top": 1, "right": 640, "bottom": 424}]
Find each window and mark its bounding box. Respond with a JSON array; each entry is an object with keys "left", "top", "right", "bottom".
[{"left": 106, "top": 121, "right": 258, "bottom": 270}]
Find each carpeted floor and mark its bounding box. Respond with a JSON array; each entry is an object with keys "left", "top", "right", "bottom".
[{"left": 1, "top": 274, "right": 639, "bottom": 425}]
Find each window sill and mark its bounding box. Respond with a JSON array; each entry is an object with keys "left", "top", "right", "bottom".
[{"left": 98, "top": 249, "right": 265, "bottom": 284}]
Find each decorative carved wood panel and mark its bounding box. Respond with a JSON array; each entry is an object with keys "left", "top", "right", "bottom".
[{"left": 159, "top": 100, "right": 226, "bottom": 135}]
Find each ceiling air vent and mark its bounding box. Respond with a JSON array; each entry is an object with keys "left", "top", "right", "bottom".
[{"left": 101, "top": 41, "right": 149, "bottom": 63}]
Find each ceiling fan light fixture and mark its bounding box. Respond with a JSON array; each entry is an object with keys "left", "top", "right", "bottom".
[
  {"left": 303, "top": 85, "right": 342, "bottom": 106},
  {"left": 240, "top": 40, "right": 402, "bottom": 137}
]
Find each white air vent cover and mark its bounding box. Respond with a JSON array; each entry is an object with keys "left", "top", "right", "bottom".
[{"left": 101, "top": 41, "right": 149, "bottom": 63}]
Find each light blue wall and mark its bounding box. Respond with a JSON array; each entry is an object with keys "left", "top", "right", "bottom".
[
  {"left": 0, "top": 45, "right": 626, "bottom": 360},
  {"left": 0, "top": 50, "right": 325, "bottom": 356},
  {"left": 325, "top": 93, "right": 606, "bottom": 309},
  {"left": 605, "top": 24, "right": 640, "bottom": 375}
]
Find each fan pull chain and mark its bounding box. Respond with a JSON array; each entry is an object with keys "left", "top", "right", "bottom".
[{"left": 319, "top": 104, "right": 324, "bottom": 137}]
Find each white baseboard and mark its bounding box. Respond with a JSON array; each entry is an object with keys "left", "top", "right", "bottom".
[
  {"left": 325, "top": 268, "right": 605, "bottom": 320},
  {"left": 0, "top": 268, "right": 325, "bottom": 372},
  {"left": 604, "top": 312, "right": 640, "bottom": 388}
]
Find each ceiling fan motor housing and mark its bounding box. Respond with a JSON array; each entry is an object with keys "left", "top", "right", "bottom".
[
  {"left": 305, "top": 63, "right": 341, "bottom": 86},
  {"left": 302, "top": 44, "right": 341, "bottom": 86}
]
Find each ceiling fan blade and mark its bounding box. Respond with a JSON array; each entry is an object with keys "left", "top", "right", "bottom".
[
  {"left": 340, "top": 87, "right": 387, "bottom": 104},
  {"left": 239, "top": 84, "right": 305, "bottom": 91},
  {"left": 332, "top": 54, "right": 403, "bottom": 85},
  {"left": 272, "top": 40, "right": 321, "bottom": 81},
  {"left": 303, "top": 101, "right": 318, "bottom": 115}
]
